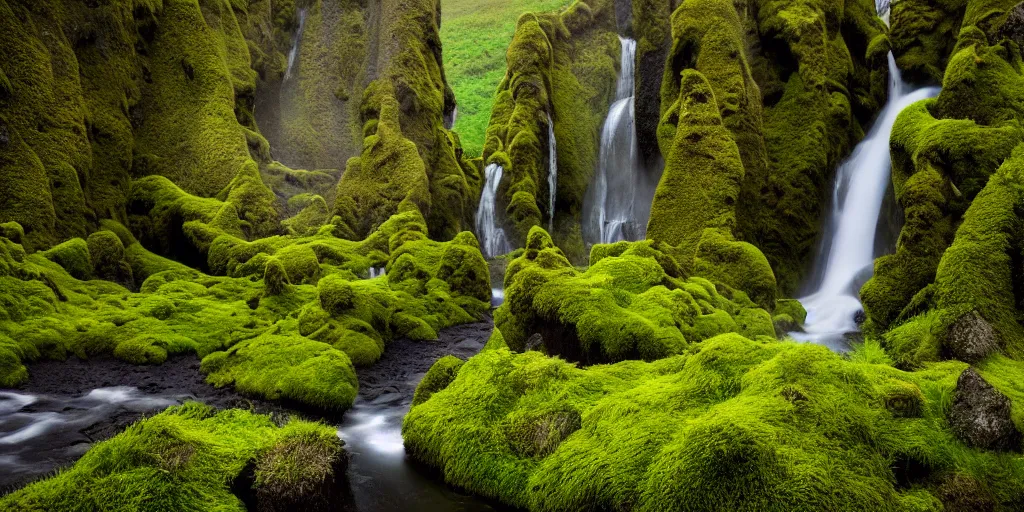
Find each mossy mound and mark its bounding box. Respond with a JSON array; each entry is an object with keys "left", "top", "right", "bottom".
[
  {"left": 495, "top": 227, "right": 775, "bottom": 364},
  {"left": 405, "top": 335, "right": 1024, "bottom": 510},
  {"left": 0, "top": 403, "right": 344, "bottom": 512},
  {"left": 481, "top": 0, "right": 620, "bottom": 261}
]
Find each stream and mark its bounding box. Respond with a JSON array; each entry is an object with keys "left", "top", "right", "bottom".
[{"left": 0, "top": 320, "right": 500, "bottom": 511}]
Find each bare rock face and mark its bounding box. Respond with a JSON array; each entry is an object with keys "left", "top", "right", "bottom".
[
  {"left": 948, "top": 368, "right": 1021, "bottom": 451},
  {"left": 945, "top": 312, "right": 1000, "bottom": 363},
  {"left": 999, "top": 2, "right": 1024, "bottom": 48}
]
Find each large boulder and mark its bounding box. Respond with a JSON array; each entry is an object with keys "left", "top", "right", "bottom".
[{"left": 948, "top": 368, "right": 1021, "bottom": 451}]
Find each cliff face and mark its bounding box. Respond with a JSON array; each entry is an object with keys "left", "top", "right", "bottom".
[{"left": 0, "top": 0, "right": 276, "bottom": 251}]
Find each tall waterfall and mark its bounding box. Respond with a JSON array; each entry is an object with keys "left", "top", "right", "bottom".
[
  {"left": 793, "top": 53, "right": 940, "bottom": 350},
  {"left": 586, "top": 37, "right": 647, "bottom": 244},
  {"left": 476, "top": 164, "right": 510, "bottom": 258},
  {"left": 284, "top": 8, "right": 308, "bottom": 81},
  {"left": 547, "top": 112, "right": 558, "bottom": 232}
]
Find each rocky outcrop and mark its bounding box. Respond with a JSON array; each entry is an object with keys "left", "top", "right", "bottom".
[{"left": 949, "top": 368, "right": 1021, "bottom": 451}]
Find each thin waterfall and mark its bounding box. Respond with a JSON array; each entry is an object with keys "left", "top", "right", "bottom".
[
  {"left": 586, "top": 37, "right": 644, "bottom": 244},
  {"left": 284, "top": 8, "right": 308, "bottom": 81},
  {"left": 476, "top": 163, "right": 511, "bottom": 258},
  {"left": 444, "top": 105, "right": 458, "bottom": 130},
  {"left": 793, "top": 53, "right": 940, "bottom": 350},
  {"left": 547, "top": 112, "right": 558, "bottom": 232}
]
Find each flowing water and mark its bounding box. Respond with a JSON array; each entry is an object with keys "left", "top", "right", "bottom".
[
  {"left": 284, "top": 8, "right": 308, "bottom": 81},
  {"left": 547, "top": 112, "right": 558, "bottom": 233},
  {"left": 0, "top": 387, "right": 181, "bottom": 488},
  {"left": 476, "top": 164, "right": 511, "bottom": 258},
  {"left": 584, "top": 37, "right": 655, "bottom": 245},
  {"left": 793, "top": 53, "right": 940, "bottom": 350},
  {"left": 337, "top": 322, "right": 497, "bottom": 511}
]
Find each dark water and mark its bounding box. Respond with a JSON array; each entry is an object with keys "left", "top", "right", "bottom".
[
  {"left": 0, "top": 321, "right": 501, "bottom": 510},
  {"left": 341, "top": 320, "right": 498, "bottom": 511}
]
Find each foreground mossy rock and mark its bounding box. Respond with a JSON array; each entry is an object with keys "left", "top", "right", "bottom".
[
  {"left": 495, "top": 228, "right": 775, "bottom": 364},
  {"left": 405, "top": 335, "right": 1024, "bottom": 510},
  {"left": 949, "top": 368, "right": 1022, "bottom": 451},
  {"left": 0, "top": 403, "right": 344, "bottom": 511},
  {"left": 251, "top": 425, "right": 349, "bottom": 512}
]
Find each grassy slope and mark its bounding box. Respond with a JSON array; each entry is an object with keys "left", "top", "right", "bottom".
[{"left": 441, "top": 0, "right": 572, "bottom": 156}]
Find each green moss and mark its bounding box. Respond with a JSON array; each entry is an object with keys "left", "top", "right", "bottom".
[
  {"left": 411, "top": 355, "right": 466, "bottom": 406},
  {"left": 41, "top": 238, "right": 92, "bottom": 280},
  {"left": 861, "top": 90, "right": 1022, "bottom": 329},
  {"left": 253, "top": 422, "right": 346, "bottom": 510},
  {"left": 405, "top": 335, "right": 1024, "bottom": 510},
  {"left": 0, "top": 403, "right": 341, "bottom": 512},
  {"left": 650, "top": 69, "right": 745, "bottom": 259},
  {"left": 87, "top": 230, "right": 135, "bottom": 289},
  {"left": 202, "top": 333, "right": 358, "bottom": 411},
  {"left": 332, "top": 0, "right": 478, "bottom": 242}
]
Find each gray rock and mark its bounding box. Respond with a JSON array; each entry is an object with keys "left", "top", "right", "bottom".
[
  {"left": 945, "top": 312, "right": 1000, "bottom": 363},
  {"left": 1000, "top": 2, "right": 1024, "bottom": 48},
  {"left": 948, "top": 368, "right": 1021, "bottom": 451}
]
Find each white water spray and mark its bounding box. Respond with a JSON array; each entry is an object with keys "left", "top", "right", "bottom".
[
  {"left": 284, "top": 8, "right": 308, "bottom": 81},
  {"left": 793, "top": 53, "right": 940, "bottom": 349},
  {"left": 476, "top": 163, "right": 510, "bottom": 257},
  {"left": 588, "top": 37, "right": 644, "bottom": 244},
  {"left": 547, "top": 112, "right": 558, "bottom": 232}
]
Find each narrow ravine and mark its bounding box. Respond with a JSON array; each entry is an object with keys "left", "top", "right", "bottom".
[{"left": 339, "top": 319, "right": 498, "bottom": 511}]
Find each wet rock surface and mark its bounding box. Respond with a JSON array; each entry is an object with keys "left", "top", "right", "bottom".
[{"left": 949, "top": 368, "right": 1021, "bottom": 451}]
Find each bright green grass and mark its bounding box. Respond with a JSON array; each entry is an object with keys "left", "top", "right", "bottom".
[{"left": 441, "top": 0, "right": 572, "bottom": 156}]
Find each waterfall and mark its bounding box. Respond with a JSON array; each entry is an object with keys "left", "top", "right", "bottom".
[
  {"left": 284, "top": 8, "right": 308, "bottom": 81},
  {"left": 877, "top": 0, "right": 891, "bottom": 25},
  {"left": 792, "top": 53, "right": 940, "bottom": 350},
  {"left": 444, "top": 105, "right": 458, "bottom": 130},
  {"left": 547, "top": 112, "right": 558, "bottom": 232},
  {"left": 586, "top": 37, "right": 644, "bottom": 244},
  {"left": 476, "top": 163, "right": 510, "bottom": 258}
]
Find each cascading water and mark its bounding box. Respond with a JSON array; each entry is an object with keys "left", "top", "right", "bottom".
[
  {"left": 586, "top": 37, "right": 646, "bottom": 244},
  {"left": 476, "top": 163, "right": 510, "bottom": 258},
  {"left": 284, "top": 8, "right": 308, "bottom": 81},
  {"left": 792, "top": 53, "right": 940, "bottom": 350},
  {"left": 547, "top": 112, "right": 558, "bottom": 232}
]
